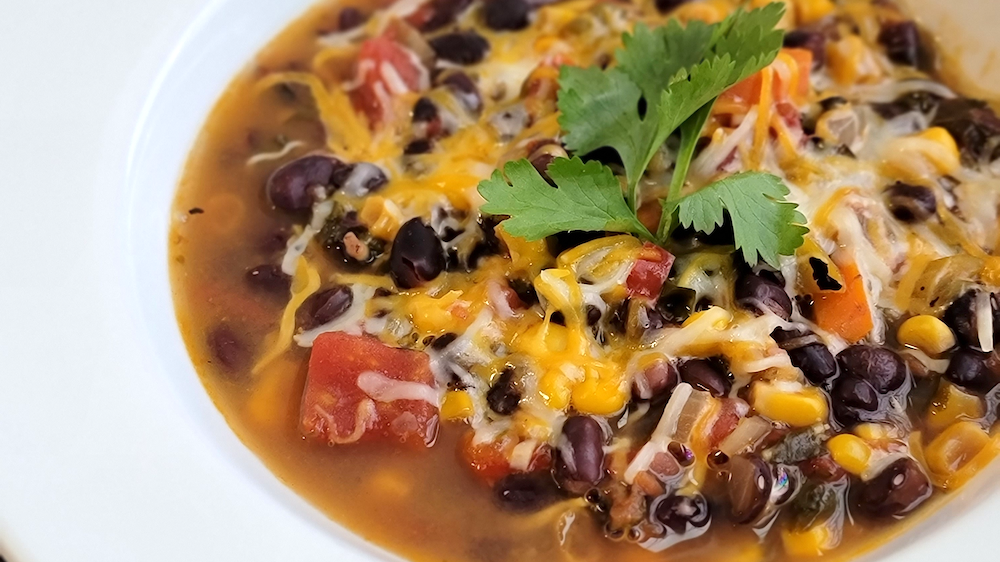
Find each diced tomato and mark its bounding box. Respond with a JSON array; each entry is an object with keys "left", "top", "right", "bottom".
[
  {"left": 458, "top": 431, "right": 552, "bottom": 485},
  {"left": 351, "top": 36, "right": 427, "bottom": 127},
  {"left": 300, "top": 332, "right": 439, "bottom": 447},
  {"left": 717, "top": 48, "right": 813, "bottom": 112},
  {"left": 626, "top": 243, "right": 675, "bottom": 300}
]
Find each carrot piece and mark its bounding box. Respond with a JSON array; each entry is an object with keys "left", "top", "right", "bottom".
[
  {"left": 781, "top": 48, "right": 813, "bottom": 99},
  {"left": 812, "top": 260, "right": 873, "bottom": 343}
]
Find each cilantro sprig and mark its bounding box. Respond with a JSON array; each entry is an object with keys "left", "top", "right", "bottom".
[{"left": 477, "top": 3, "right": 808, "bottom": 267}]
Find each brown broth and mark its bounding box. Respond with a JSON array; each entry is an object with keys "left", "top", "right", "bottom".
[{"left": 170, "top": 1, "right": 957, "bottom": 560}]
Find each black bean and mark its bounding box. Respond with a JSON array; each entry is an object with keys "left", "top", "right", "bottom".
[
  {"left": 530, "top": 153, "right": 558, "bottom": 184},
  {"left": 546, "top": 230, "right": 604, "bottom": 257},
  {"left": 831, "top": 376, "right": 879, "bottom": 426},
  {"left": 429, "top": 332, "right": 458, "bottom": 350},
  {"left": 486, "top": 367, "right": 521, "bottom": 415},
  {"left": 389, "top": 218, "right": 446, "bottom": 288},
  {"left": 735, "top": 272, "right": 792, "bottom": 320},
  {"left": 654, "top": 0, "right": 690, "bottom": 14},
  {"left": 554, "top": 416, "right": 606, "bottom": 495},
  {"left": 244, "top": 264, "right": 291, "bottom": 296},
  {"left": 632, "top": 358, "right": 679, "bottom": 401},
  {"left": 790, "top": 344, "right": 838, "bottom": 384},
  {"left": 878, "top": 21, "right": 921, "bottom": 67},
  {"left": 404, "top": 138, "right": 434, "bottom": 155},
  {"left": 932, "top": 97, "right": 1000, "bottom": 163},
  {"left": 207, "top": 325, "right": 249, "bottom": 374},
  {"left": 439, "top": 71, "right": 483, "bottom": 114},
  {"left": 783, "top": 30, "right": 826, "bottom": 69},
  {"left": 679, "top": 358, "right": 731, "bottom": 397},
  {"left": 585, "top": 304, "right": 602, "bottom": 326},
  {"left": 335, "top": 162, "right": 388, "bottom": 196},
  {"left": 296, "top": 285, "right": 353, "bottom": 330},
  {"left": 429, "top": 31, "right": 490, "bottom": 65},
  {"left": 727, "top": 455, "right": 772, "bottom": 524},
  {"left": 412, "top": 97, "right": 439, "bottom": 123},
  {"left": 494, "top": 472, "right": 559, "bottom": 512},
  {"left": 337, "top": 7, "right": 367, "bottom": 31},
  {"left": 837, "top": 345, "right": 907, "bottom": 393},
  {"left": 653, "top": 493, "right": 711, "bottom": 534},
  {"left": 872, "top": 91, "right": 942, "bottom": 120},
  {"left": 885, "top": 182, "right": 936, "bottom": 222},
  {"left": 820, "top": 96, "right": 848, "bottom": 112},
  {"left": 266, "top": 155, "right": 345, "bottom": 211},
  {"left": 655, "top": 287, "right": 696, "bottom": 325},
  {"left": 508, "top": 278, "right": 538, "bottom": 306},
  {"left": 943, "top": 289, "right": 998, "bottom": 348},
  {"left": 857, "top": 458, "right": 930, "bottom": 517},
  {"left": 945, "top": 347, "right": 1000, "bottom": 393},
  {"left": 483, "top": 0, "right": 530, "bottom": 30}
]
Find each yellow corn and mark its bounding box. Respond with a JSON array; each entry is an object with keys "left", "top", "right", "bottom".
[
  {"left": 672, "top": 0, "right": 729, "bottom": 23},
  {"left": 781, "top": 522, "right": 832, "bottom": 557},
  {"left": 359, "top": 196, "right": 403, "bottom": 239},
  {"left": 538, "top": 369, "right": 572, "bottom": 410},
  {"left": 682, "top": 306, "right": 733, "bottom": 329},
  {"left": 514, "top": 411, "right": 552, "bottom": 441},
  {"left": 572, "top": 371, "right": 628, "bottom": 415},
  {"left": 827, "top": 36, "right": 880, "bottom": 85},
  {"left": 881, "top": 127, "right": 961, "bottom": 182},
  {"left": 406, "top": 290, "right": 467, "bottom": 335},
  {"left": 441, "top": 390, "right": 474, "bottom": 421},
  {"left": 827, "top": 434, "right": 872, "bottom": 475},
  {"left": 926, "top": 381, "right": 985, "bottom": 434},
  {"left": 854, "top": 423, "right": 894, "bottom": 442},
  {"left": 925, "top": 421, "right": 991, "bottom": 484},
  {"left": 897, "top": 315, "right": 957, "bottom": 355},
  {"left": 751, "top": 382, "right": 829, "bottom": 427},
  {"left": 793, "top": 0, "right": 835, "bottom": 25}
]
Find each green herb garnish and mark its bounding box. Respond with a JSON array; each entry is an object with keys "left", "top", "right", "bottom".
[{"left": 477, "top": 3, "right": 808, "bottom": 267}]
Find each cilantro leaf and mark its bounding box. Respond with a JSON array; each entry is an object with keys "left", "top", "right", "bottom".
[
  {"left": 557, "top": 66, "right": 651, "bottom": 196},
  {"left": 670, "top": 172, "right": 808, "bottom": 267},
  {"left": 616, "top": 19, "right": 716, "bottom": 105},
  {"left": 478, "top": 157, "right": 654, "bottom": 241},
  {"left": 712, "top": 2, "right": 786, "bottom": 84}
]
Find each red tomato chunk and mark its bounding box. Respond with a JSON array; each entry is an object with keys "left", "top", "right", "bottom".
[
  {"left": 351, "top": 36, "right": 427, "bottom": 127},
  {"left": 301, "top": 332, "right": 439, "bottom": 447},
  {"left": 626, "top": 242, "right": 675, "bottom": 300}
]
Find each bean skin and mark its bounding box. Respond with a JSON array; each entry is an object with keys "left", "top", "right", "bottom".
[
  {"left": 483, "top": 0, "right": 530, "bottom": 31},
  {"left": 878, "top": 21, "right": 922, "bottom": 67},
  {"left": 486, "top": 367, "right": 521, "bottom": 415},
  {"left": 266, "top": 154, "right": 344, "bottom": 211},
  {"left": 429, "top": 31, "right": 490, "bottom": 65},
  {"left": 885, "top": 182, "right": 936, "bottom": 222},
  {"left": 494, "top": 472, "right": 559, "bottom": 512},
  {"left": 207, "top": 325, "right": 249, "bottom": 374},
  {"left": 735, "top": 272, "right": 792, "bottom": 320},
  {"left": 945, "top": 347, "right": 1000, "bottom": 393},
  {"left": 632, "top": 359, "right": 679, "bottom": 401},
  {"left": 679, "top": 358, "right": 731, "bottom": 397},
  {"left": 653, "top": 493, "right": 711, "bottom": 534},
  {"left": 857, "top": 458, "right": 931, "bottom": 517},
  {"left": 831, "top": 376, "right": 879, "bottom": 426},
  {"left": 296, "top": 285, "right": 353, "bottom": 330},
  {"left": 727, "top": 455, "right": 772, "bottom": 524},
  {"left": 553, "top": 416, "right": 606, "bottom": 495},
  {"left": 389, "top": 218, "right": 446, "bottom": 289},
  {"left": 837, "top": 345, "right": 907, "bottom": 393}
]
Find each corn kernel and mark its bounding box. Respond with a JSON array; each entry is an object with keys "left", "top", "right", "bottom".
[
  {"left": 854, "top": 423, "right": 894, "bottom": 442},
  {"left": 572, "top": 371, "right": 628, "bottom": 415},
  {"left": 538, "top": 370, "right": 572, "bottom": 410},
  {"left": 682, "top": 306, "right": 733, "bottom": 329},
  {"left": 752, "top": 382, "right": 829, "bottom": 427},
  {"left": 897, "top": 315, "right": 956, "bottom": 355},
  {"left": 827, "top": 36, "right": 881, "bottom": 85},
  {"left": 882, "top": 128, "right": 961, "bottom": 182},
  {"left": 359, "top": 196, "right": 403, "bottom": 239},
  {"left": 926, "top": 381, "right": 985, "bottom": 434},
  {"left": 781, "top": 522, "right": 832, "bottom": 557},
  {"left": 406, "top": 291, "right": 468, "bottom": 335},
  {"left": 794, "top": 0, "right": 835, "bottom": 25},
  {"left": 672, "top": 0, "right": 728, "bottom": 23},
  {"left": 441, "top": 390, "right": 474, "bottom": 421},
  {"left": 827, "top": 434, "right": 872, "bottom": 475},
  {"left": 917, "top": 127, "right": 961, "bottom": 174},
  {"left": 925, "top": 421, "right": 991, "bottom": 481}
]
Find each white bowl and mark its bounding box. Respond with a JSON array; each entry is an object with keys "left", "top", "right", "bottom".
[{"left": 1, "top": 0, "right": 999, "bottom": 560}]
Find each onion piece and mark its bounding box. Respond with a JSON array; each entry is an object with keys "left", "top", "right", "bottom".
[
  {"left": 976, "top": 290, "right": 994, "bottom": 352},
  {"left": 718, "top": 416, "right": 772, "bottom": 457}
]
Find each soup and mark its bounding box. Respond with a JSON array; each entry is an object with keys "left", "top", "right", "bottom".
[{"left": 170, "top": 0, "right": 1000, "bottom": 560}]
